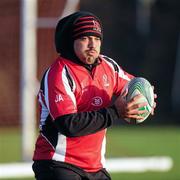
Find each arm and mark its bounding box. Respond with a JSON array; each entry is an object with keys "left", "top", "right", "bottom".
[{"left": 54, "top": 106, "right": 119, "bottom": 137}]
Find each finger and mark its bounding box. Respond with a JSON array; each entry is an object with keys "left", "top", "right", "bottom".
[
  {"left": 151, "top": 101, "right": 157, "bottom": 115},
  {"left": 126, "top": 114, "right": 146, "bottom": 120},
  {"left": 135, "top": 102, "right": 148, "bottom": 109},
  {"left": 127, "top": 94, "right": 144, "bottom": 107},
  {"left": 126, "top": 108, "right": 148, "bottom": 116},
  {"left": 151, "top": 86, "right": 157, "bottom": 99},
  {"left": 151, "top": 108, "right": 154, "bottom": 115},
  {"left": 131, "top": 94, "right": 143, "bottom": 101},
  {"left": 128, "top": 101, "right": 148, "bottom": 110},
  {"left": 153, "top": 101, "right": 156, "bottom": 108},
  {"left": 154, "top": 93, "right": 157, "bottom": 99}
]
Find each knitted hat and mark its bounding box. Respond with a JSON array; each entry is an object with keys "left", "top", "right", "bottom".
[
  {"left": 55, "top": 11, "right": 103, "bottom": 59},
  {"left": 72, "top": 16, "right": 102, "bottom": 40}
]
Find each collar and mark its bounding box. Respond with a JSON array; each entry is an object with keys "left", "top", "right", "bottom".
[{"left": 81, "top": 58, "right": 101, "bottom": 71}]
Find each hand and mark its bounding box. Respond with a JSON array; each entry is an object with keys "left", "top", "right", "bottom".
[
  {"left": 151, "top": 86, "right": 157, "bottom": 115},
  {"left": 114, "top": 94, "right": 148, "bottom": 120}
]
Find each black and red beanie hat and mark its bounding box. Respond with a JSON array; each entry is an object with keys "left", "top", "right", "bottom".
[
  {"left": 55, "top": 11, "right": 103, "bottom": 59},
  {"left": 72, "top": 15, "right": 102, "bottom": 40}
]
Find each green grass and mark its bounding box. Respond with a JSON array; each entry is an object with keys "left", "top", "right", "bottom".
[
  {"left": 0, "top": 126, "right": 180, "bottom": 180},
  {"left": 0, "top": 128, "right": 22, "bottom": 163},
  {"left": 107, "top": 126, "right": 180, "bottom": 180}
]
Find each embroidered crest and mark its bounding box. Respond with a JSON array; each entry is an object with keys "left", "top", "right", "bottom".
[{"left": 91, "top": 96, "right": 103, "bottom": 106}]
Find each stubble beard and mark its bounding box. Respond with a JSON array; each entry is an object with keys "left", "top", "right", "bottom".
[{"left": 85, "top": 55, "right": 97, "bottom": 64}]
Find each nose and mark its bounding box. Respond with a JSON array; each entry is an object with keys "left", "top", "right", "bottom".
[{"left": 88, "top": 38, "right": 95, "bottom": 48}]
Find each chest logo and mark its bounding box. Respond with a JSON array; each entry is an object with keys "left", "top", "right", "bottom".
[
  {"left": 103, "top": 74, "right": 109, "bottom": 87},
  {"left": 91, "top": 96, "right": 103, "bottom": 106}
]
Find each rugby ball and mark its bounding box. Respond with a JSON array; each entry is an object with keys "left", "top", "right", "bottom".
[{"left": 125, "top": 77, "right": 154, "bottom": 124}]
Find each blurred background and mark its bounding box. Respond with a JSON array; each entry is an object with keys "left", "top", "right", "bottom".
[{"left": 0, "top": 0, "right": 180, "bottom": 180}]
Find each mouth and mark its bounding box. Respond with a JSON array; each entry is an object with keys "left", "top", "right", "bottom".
[{"left": 86, "top": 49, "right": 97, "bottom": 55}]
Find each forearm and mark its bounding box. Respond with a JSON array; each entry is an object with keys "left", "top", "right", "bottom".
[{"left": 54, "top": 106, "right": 119, "bottom": 137}]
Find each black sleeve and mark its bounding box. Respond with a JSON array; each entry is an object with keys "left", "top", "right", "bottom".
[{"left": 54, "top": 106, "right": 119, "bottom": 137}]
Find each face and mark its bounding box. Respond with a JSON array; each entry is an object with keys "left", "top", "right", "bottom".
[{"left": 74, "top": 36, "right": 101, "bottom": 64}]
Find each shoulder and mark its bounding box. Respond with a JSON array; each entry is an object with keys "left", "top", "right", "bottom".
[
  {"left": 100, "top": 55, "right": 120, "bottom": 72},
  {"left": 50, "top": 57, "right": 65, "bottom": 71},
  {"left": 100, "top": 55, "right": 134, "bottom": 80},
  {"left": 40, "top": 57, "right": 67, "bottom": 86},
  {"left": 47, "top": 56, "right": 74, "bottom": 78}
]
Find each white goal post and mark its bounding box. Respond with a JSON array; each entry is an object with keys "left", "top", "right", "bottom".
[{"left": 20, "top": 0, "right": 38, "bottom": 161}]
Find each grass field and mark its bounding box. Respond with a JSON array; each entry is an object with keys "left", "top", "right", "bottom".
[{"left": 0, "top": 126, "right": 180, "bottom": 180}]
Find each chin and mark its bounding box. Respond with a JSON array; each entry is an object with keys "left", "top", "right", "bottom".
[{"left": 86, "top": 57, "right": 97, "bottom": 64}]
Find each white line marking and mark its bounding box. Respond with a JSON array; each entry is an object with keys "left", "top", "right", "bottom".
[{"left": 0, "top": 157, "right": 173, "bottom": 178}]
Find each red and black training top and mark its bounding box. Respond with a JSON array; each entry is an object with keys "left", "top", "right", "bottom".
[{"left": 33, "top": 55, "right": 133, "bottom": 172}]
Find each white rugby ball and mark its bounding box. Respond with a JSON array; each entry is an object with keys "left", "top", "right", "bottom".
[{"left": 125, "top": 77, "right": 154, "bottom": 124}]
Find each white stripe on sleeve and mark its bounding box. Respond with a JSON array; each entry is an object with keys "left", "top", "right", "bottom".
[{"left": 62, "top": 66, "right": 77, "bottom": 108}]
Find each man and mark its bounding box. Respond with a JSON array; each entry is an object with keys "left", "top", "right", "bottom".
[{"left": 32, "top": 11, "right": 155, "bottom": 180}]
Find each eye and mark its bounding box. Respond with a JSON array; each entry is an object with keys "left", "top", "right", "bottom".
[
  {"left": 80, "top": 36, "right": 88, "bottom": 41},
  {"left": 95, "top": 37, "right": 101, "bottom": 41}
]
